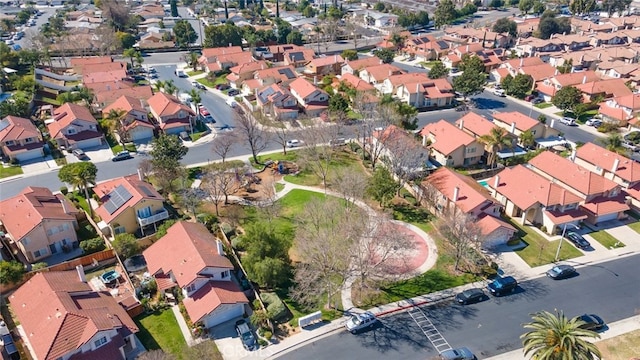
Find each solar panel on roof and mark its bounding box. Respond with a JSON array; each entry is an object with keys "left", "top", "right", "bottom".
[
  {"left": 279, "top": 68, "right": 295, "bottom": 79},
  {"left": 140, "top": 185, "right": 155, "bottom": 197},
  {"left": 104, "top": 185, "right": 133, "bottom": 214},
  {"left": 104, "top": 200, "right": 118, "bottom": 215}
]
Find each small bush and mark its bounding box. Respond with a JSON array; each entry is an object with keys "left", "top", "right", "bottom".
[
  {"left": 31, "top": 262, "right": 49, "bottom": 271},
  {"left": 80, "top": 237, "right": 106, "bottom": 254},
  {"left": 262, "top": 292, "right": 287, "bottom": 321},
  {"left": 263, "top": 331, "right": 272, "bottom": 340},
  {"left": 231, "top": 237, "right": 244, "bottom": 250},
  {"left": 540, "top": 225, "right": 547, "bottom": 233},
  {"left": 597, "top": 122, "right": 619, "bottom": 133},
  {"left": 258, "top": 338, "right": 268, "bottom": 347},
  {"left": 60, "top": 186, "right": 68, "bottom": 195},
  {"left": 349, "top": 142, "right": 362, "bottom": 152}
]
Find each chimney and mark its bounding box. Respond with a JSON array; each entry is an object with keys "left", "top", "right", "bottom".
[
  {"left": 137, "top": 168, "right": 144, "bottom": 181},
  {"left": 228, "top": 42, "right": 232, "bottom": 47},
  {"left": 510, "top": 122, "right": 516, "bottom": 134},
  {"left": 571, "top": 148, "right": 577, "bottom": 161},
  {"left": 389, "top": 70, "right": 392, "bottom": 77},
  {"left": 379, "top": 59, "right": 383, "bottom": 64},
  {"left": 459, "top": 119, "right": 464, "bottom": 129},
  {"left": 416, "top": 83, "right": 419, "bottom": 94},
  {"left": 334, "top": 54, "right": 337, "bottom": 63},
  {"left": 60, "top": 198, "right": 71, "bottom": 214},
  {"left": 313, "top": 76, "right": 318, "bottom": 85},
  {"left": 453, "top": 186, "right": 460, "bottom": 202},
  {"left": 612, "top": 158, "right": 620, "bottom": 172},
  {"left": 555, "top": 68, "right": 559, "bottom": 76},
  {"left": 582, "top": 75, "right": 587, "bottom": 84},
  {"left": 520, "top": 57, "right": 523, "bottom": 67},
  {"left": 422, "top": 135, "right": 426, "bottom": 146},
  {"left": 216, "top": 240, "right": 225, "bottom": 256},
  {"left": 466, "top": 44, "right": 469, "bottom": 53},
  {"left": 76, "top": 265, "right": 87, "bottom": 283},
  {"left": 493, "top": 175, "right": 500, "bottom": 189}
]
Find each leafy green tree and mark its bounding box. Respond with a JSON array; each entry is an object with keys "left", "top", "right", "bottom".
[
  {"left": 116, "top": 31, "right": 136, "bottom": 49},
  {"left": 204, "top": 22, "right": 243, "bottom": 47},
  {"left": 570, "top": 0, "right": 596, "bottom": 15},
  {"left": 170, "top": 0, "right": 178, "bottom": 17},
  {"left": 80, "top": 237, "right": 107, "bottom": 254},
  {"left": 32, "top": 262, "right": 48, "bottom": 271},
  {"left": 286, "top": 30, "right": 304, "bottom": 45},
  {"left": 537, "top": 11, "right": 572, "bottom": 39},
  {"left": 329, "top": 93, "right": 349, "bottom": 113},
  {"left": 552, "top": 86, "right": 582, "bottom": 113},
  {"left": 58, "top": 162, "right": 98, "bottom": 216},
  {"left": 302, "top": 5, "right": 316, "bottom": 17},
  {"left": 519, "top": 129, "right": 536, "bottom": 150},
  {"left": 341, "top": 49, "right": 358, "bottom": 61},
  {"left": 480, "top": 126, "right": 513, "bottom": 168},
  {"left": 434, "top": 0, "right": 457, "bottom": 28},
  {"left": 504, "top": 73, "right": 533, "bottom": 99},
  {"left": 459, "top": 2, "right": 477, "bottom": 15},
  {"left": 395, "top": 102, "right": 418, "bottom": 130},
  {"left": 521, "top": 310, "right": 601, "bottom": 360},
  {"left": 155, "top": 219, "right": 178, "bottom": 238},
  {"left": 459, "top": 53, "right": 485, "bottom": 74},
  {"left": 519, "top": 0, "right": 534, "bottom": 14},
  {"left": 173, "top": 20, "right": 197, "bottom": 48},
  {"left": 123, "top": 48, "right": 140, "bottom": 69},
  {"left": 149, "top": 134, "right": 188, "bottom": 193},
  {"left": 493, "top": 17, "right": 517, "bottom": 36},
  {"left": 0, "top": 95, "right": 30, "bottom": 117},
  {"left": 374, "top": 1, "right": 385, "bottom": 11},
  {"left": 601, "top": 133, "right": 628, "bottom": 155},
  {"left": 240, "top": 222, "right": 291, "bottom": 288},
  {"left": 428, "top": 61, "right": 449, "bottom": 79},
  {"left": 532, "top": 1, "right": 545, "bottom": 14},
  {"left": 489, "top": 0, "right": 504, "bottom": 7},
  {"left": 0, "top": 261, "right": 25, "bottom": 285},
  {"left": 453, "top": 66, "right": 486, "bottom": 100},
  {"left": 366, "top": 167, "right": 399, "bottom": 208},
  {"left": 373, "top": 48, "right": 395, "bottom": 64},
  {"left": 112, "top": 233, "right": 141, "bottom": 259}
]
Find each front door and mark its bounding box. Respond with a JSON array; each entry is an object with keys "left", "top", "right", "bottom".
[{"left": 49, "top": 243, "right": 58, "bottom": 254}]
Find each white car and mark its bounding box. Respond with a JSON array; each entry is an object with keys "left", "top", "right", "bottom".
[
  {"left": 492, "top": 89, "right": 506, "bottom": 97},
  {"left": 560, "top": 117, "right": 576, "bottom": 126},
  {"left": 286, "top": 139, "right": 301, "bottom": 148},
  {"left": 345, "top": 312, "right": 377, "bottom": 334}
]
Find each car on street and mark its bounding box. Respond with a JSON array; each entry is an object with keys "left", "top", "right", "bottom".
[
  {"left": 566, "top": 231, "right": 591, "bottom": 250},
  {"left": 622, "top": 141, "right": 639, "bottom": 152},
  {"left": 286, "top": 139, "right": 301, "bottom": 148},
  {"left": 492, "top": 89, "right": 506, "bottom": 97},
  {"left": 439, "top": 347, "right": 477, "bottom": 360},
  {"left": 226, "top": 98, "right": 238, "bottom": 108},
  {"left": 345, "top": 311, "right": 377, "bottom": 334},
  {"left": 585, "top": 118, "right": 602, "bottom": 127},
  {"left": 148, "top": 67, "right": 156, "bottom": 73},
  {"left": 560, "top": 117, "right": 576, "bottom": 126},
  {"left": 235, "top": 319, "right": 257, "bottom": 351},
  {"left": 199, "top": 106, "right": 210, "bottom": 117},
  {"left": 228, "top": 89, "right": 240, "bottom": 96},
  {"left": 487, "top": 275, "right": 518, "bottom": 296},
  {"left": 455, "top": 288, "right": 487, "bottom": 305},
  {"left": 546, "top": 264, "right": 576, "bottom": 280},
  {"left": 112, "top": 151, "right": 133, "bottom": 162},
  {"left": 203, "top": 114, "right": 215, "bottom": 123},
  {"left": 577, "top": 314, "right": 605, "bottom": 331},
  {"left": 72, "top": 149, "right": 87, "bottom": 160}
]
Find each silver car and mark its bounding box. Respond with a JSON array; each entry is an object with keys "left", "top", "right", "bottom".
[{"left": 345, "top": 311, "right": 377, "bottom": 334}]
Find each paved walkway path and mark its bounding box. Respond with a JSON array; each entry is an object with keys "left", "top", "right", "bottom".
[{"left": 171, "top": 305, "right": 199, "bottom": 347}]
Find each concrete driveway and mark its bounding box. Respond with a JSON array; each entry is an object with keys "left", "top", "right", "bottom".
[
  {"left": 65, "top": 145, "right": 114, "bottom": 163},
  {"left": 209, "top": 317, "right": 268, "bottom": 360}
]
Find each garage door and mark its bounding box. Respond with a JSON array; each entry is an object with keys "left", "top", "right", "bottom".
[
  {"left": 15, "top": 149, "right": 44, "bottom": 162},
  {"left": 203, "top": 304, "right": 244, "bottom": 328},
  {"left": 76, "top": 137, "right": 103, "bottom": 149},
  {"left": 596, "top": 213, "right": 619, "bottom": 223},
  {"left": 483, "top": 234, "right": 508, "bottom": 249}
]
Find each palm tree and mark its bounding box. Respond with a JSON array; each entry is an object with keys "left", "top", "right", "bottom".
[
  {"left": 56, "top": 91, "right": 79, "bottom": 104},
  {"left": 520, "top": 129, "right": 536, "bottom": 150},
  {"left": 521, "top": 310, "right": 601, "bottom": 360},
  {"left": 479, "top": 127, "right": 513, "bottom": 168},
  {"left": 104, "top": 109, "right": 128, "bottom": 145},
  {"left": 152, "top": 80, "right": 166, "bottom": 93},
  {"left": 163, "top": 80, "right": 178, "bottom": 96},
  {"left": 188, "top": 52, "right": 200, "bottom": 71},
  {"left": 187, "top": 88, "right": 202, "bottom": 105},
  {"left": 77, "top": 86, "right": 94, "bottom": 109},
  {"left": 601, "top": 133, "right": 628, "bottom": 155},
  {"left": 123, "top": 48, "right": 139, "bottom": 69},
  {"left": 389, "top": 32, "right": 407, "bottom": 52}
]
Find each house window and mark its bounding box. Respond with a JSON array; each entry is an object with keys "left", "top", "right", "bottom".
[
  {"left": 89, "top": 125, "right": 96, "bottom": 130},
  {"left": 113, "top": 226, "right": 126, "bottom": 235},
  {"left": 33, "top": 248, "right": 47, "bottom": 258},
  {"left": 531, "top": 130, "right": 537, "bottom": 136},
  {"left": 318, "top": 96, "right": 326, "bottom": 101},
  {"left": 47, "top": 227, "right": 59, "bottom": 236},
  {"left": 23, "top": 237, "right": 30, "bottom": 245},
  {"left": 221, "top": 270, "right": 229, "bottom": 278},
  {"left": 466, "top": 147, "right": 476, "bottom": 154},
  {"left": 67, "top": 128, "right": 77, "bottom": 135},
  {"left": 4, "top": 140, "right": 14, "bottom": 146},
  {"left": 186, "top": 284, "right": 196, "bottom": 292},
  {"left": 63, "top": 223, "right": 70, "bottom": 231},
  {"left": 24, "top": 137, "right": 34, "bottom": 143},
  {"left": 94, "top": 336, "right": 108, "bottom": 348}
]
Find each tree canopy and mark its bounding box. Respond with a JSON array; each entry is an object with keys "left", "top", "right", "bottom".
[
  {"left": 173, "top": 20, "right": 198, "bottom": 47},
  {"left": 373, "top": 48, "right": 395, "bottom": 64},
  {"left": 149, "top": 134, "right": 188, "bottom": 192},
  {"left": 434, "top": 0, "right": 457, "bottom": 28},
  {"left": 204, "top": 23, "right": 243, "bottom": 47},
  {"left": 493, "top": 17, "right": 517, "bottom": 36},
  {"left": 536, "top": 11, "right": 571, "bottom": 39},
  {"left": 502, "top": 73, "right": 533, "bottom": 99},
  {"left": 428, "top": 61, "right": 449, "bottom": 79},
  {"left": 552, "top": 86, "right": 583, "bottom": 112}
]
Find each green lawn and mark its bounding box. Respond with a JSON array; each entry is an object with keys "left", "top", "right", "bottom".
[
  {"left": 512, "top": 222, "right": 583, "bottom": 267},
  {"left": 135, "top": 309, "right": 187, "bottom": 358},
  {"left": 0, "top": 165, "right": 23, "bottom": 178},
  {"left": 347, "top": 110, "right": 363, "bottom": 120},
  {"left": 187, "top": 70, "right": 204, "bottom": 76},
  {"left": 275, "top": 150, "right": 367, "bottom": 187},
  {"left": 588, "top": 230, "right": 625, "bottom": 249},
  {"left": 275, "top": 183, "right": 285, "bottom": 192},
  {"left": 277, "top": 189, "right": 326, "bottom": 218},
  {"left": 66, "top": 192, "right": 92, "bottom": 215},
  {"left": 534, "top": 102, "right": 553, "bottom": 109},
  {"left": 198, "top": 73, "right": 229, "bottom": 88},
  {"left": 628, "top": 221, "right": 640, "bottom": 234}
]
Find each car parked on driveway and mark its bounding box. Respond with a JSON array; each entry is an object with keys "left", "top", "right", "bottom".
[
  {"left": 439, "top": 347, "right": 477, "bottom": 360},
  {"left": 585, "top": 118, "right": 602, "bottom": 127},
  {"left": 577, "top": 314, "right": 605, "bottom": 331},
  {"left": 228, "top": 89, "right": 240, "bottom": 96},
  {"left": 487, "top": 276, "right": 518, "bottom": 296},
  {"left": 345, "top": 311, "right": 377, "bottom": 334},
  {"left": 532, "top": 98, "right": 544, "bottom": 104},
  {"left": 112, "top": 151, "right": 133, "bottom": 162},
  {"left": 235, "top": 319, "right": 257, "bottom": 351},
  {"left": 566, "top": 231, "right": 591, "bottom": 250},
  {"left": 72, "top": 149, "right": 87, "bottom": 160},
  {"left": 455, "top": 288, "right": 487, "bottom": 305},
  {"left": 546, "top": 264, "right": 576, "bottom": 280}
]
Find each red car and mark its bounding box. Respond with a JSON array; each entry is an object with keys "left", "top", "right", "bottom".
[{"left": 199, "top": 106, "right": 210, "bottom": 117}]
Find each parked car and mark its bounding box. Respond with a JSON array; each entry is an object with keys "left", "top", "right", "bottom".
[
  {"left": 72, "top": 149, "right": 87, "bottom": 160},
  {"left": 345, "top": 311, "right": 377, "bottom": 334},
  {"left": 577, "top": 314, "right": 605, "bottom": 331},
  {"left": 492, "top": 89, "right": 506, "bottom": 97},
  {"left": 566, "top": 231, "right": 590, "bottom": 250},
  {"left": 204, "top": 114, "right": 215, "bottom": 123},
  {"left": 439, "top": 347, "right": 477, "bottom": 360},
  {"left": 235, "top": 319, "right": 257, "bottom": 351},
  {"left": 585, "top": 118, "right": 602, "bottom": 127},
  {"left": 148, "top": 67, "right": 157, "bottom": 73},
  {"left": 216, "top": 84, "right": 230, "bottom": 91},
  {"left": 454, "top": 288, "right": 487, "bottom": 305},
  {"left": 199, "top": 106, "right": 210, "bottom": 117},
  {"left": 622, "top": 141, "right": 639, "bottom": 152},
  {"left": 487, "top": 275, "right": 518, "bottom": 296},
  {"left": 195, "top": 83, "right": 206, "bottom": 90},
  {"left": 532, "top": 98, "right": 544, "bottom": 104},
  {"left": 179, "top": 131, "right": 191, "bottom": 141},
  {"left": 560, "top": 117, "right": 576, "bottom": 126},
  {"left": 546, "top": 264, "right": 576, "bottom": 280},
  {"left": 286, "top": 139, "right": 301, "bottom": 148},
  {"left": 524, "top": 94, "right": 535, "bottom": 101},
  {"left": 228, "top": 89, "right": 240, "bottom": 96},
  {"left": 112, "top": 151, "right": 133, "bottom": 162}
]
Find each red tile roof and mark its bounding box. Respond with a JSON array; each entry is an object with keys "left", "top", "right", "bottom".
[
  {"left": 309, "top": 54, "right": 344, "bottom": 67},
  {"left": 492, "top": 111, "right": 539, "bottom": 132},
  {"left": 83, "top": 69, "right": 127, "bottom": 84},
  {"left": 519, "top": 63, "right": 557, "bottom": 81},
  {"left": 343, "top": 57, "right": 382, "bottom": 71},
  {"left": 102, "top": 95, "right": 146, "bottom": 118},
  {"left": 93, "top": 174, "right": 164, "bottom": 224},
  {"left": 70, "top": 56, "right": 113, "bottom": 67},
  {"left": 147, "top": 92, "right": 194, "bottom": 118},
  {"left": 143, "top": 221, "right": 234, "bottom": 288},
  {"left": 200, "top": 46, "right": 243, "bottom": 61},
  {"left": 182, "top": 281, "right": 248, "bottom": 323},
  {"left": 289, "top": 77, "right": 322, "bottom": 99},
  {"left": 613, "top": 93, "right": 640, "bottom": 110},
  {"left": 455, "top": 112, "right": 496, "bottom": 137},
  {"left": 79, "top": 61, "right": 126, "bottom": 75},
  {"left": 576, "top": 142, "right": 640, "bottom": 183},
  {"left": 529, "top": 151, "right": 619, "bottom": 196},
  {"left": 504, "top": 57, "right": 544, "bottom": 70},
  {"left": 339, "top": 73, "right": 375, "bottom": 92},
  {"left": 580, "top": 194, "right": 630, "bottom": 216},
  {"left": 94, "top": 85, "right": 153, "bottom": 107},
  {"left": 544, "top": 208, "right": 588, "bottom": 224},
  {"left": 10, "top": 271, "right": 138, "bottom": 360},
  {"left": 229, "top": 60, "right": 268, "bottom": 76},
  {"left": 476, "top": 213, "right": 516, "bottom": 236},
  {"left": 489, "top": 165, "right": 583, "bottom": 209},
  {"left": 0, "top": 116, "right": 40, "bottom": 142},
  {"left": 420, "top": 120, "right": 475, "bottom": 155},
  {"left": 362, "top": 63, "right": 404, "bottom": 82},
  {"left": 422, "top": 167, "right": 494, "bottom": 214},
  {"left": 0, "top": 187, "right": 79, "bottom": 241},
  {"left": 386, "top": 73, "right": 430, "bottom": 88},
  {"left": 598, "top": 102, "right": 633, "bottom": 122},
  {"left": 575, "top": 78, "right": 633, "bottom": 97},
  {"left": 47, "top": 103, "right": 98, "bottom": 139}
]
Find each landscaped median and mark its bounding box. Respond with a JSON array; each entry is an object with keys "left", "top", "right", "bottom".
[{"left": 0, "top": 164, "right": 23, "bottom": 179}]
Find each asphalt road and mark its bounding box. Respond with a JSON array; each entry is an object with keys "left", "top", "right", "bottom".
[
  {"left": 14, "top": 7, "right": 56, "bottom": 49},
  {"left": 278, "top": 254, "right": 640, "bottom": 360}
]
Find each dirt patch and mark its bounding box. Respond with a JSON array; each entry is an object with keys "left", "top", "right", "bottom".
[{"left": 597, "top": 329, "right": 640, "bottom": 360}]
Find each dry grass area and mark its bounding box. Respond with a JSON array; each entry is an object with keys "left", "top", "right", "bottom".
[{"left": 597, "top": 329, "right": 640, "bottom": 360}]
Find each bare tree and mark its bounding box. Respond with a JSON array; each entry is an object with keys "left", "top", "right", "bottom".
[
  {"left": 94, "top": 24, "right": 119, "bottom": 55},
  {"left": 234, "top": 109, "right": 270, "bottom": 164},
  {"left": 383, "top": 131, "right": 429, "bottom": 194},
  {"left": 179, "top": 187, "right": 205, "bottom": 217},
  {"left": 362, "top": 113, "right": 397, "bottom": 170},
  {"left": 210, "top": 132, "right": 237, "bottom": 164},
  {"left": 202, "top": 163, "right": 242, "bottom": 215},
  {"left": 137, "top": 159, "right": 153, "bottom": 181},
  {"left": 333, "top": 167, "right": 367, "bottom": 210},
  {"left": 299, "top": 125, "right": 336, "bottom": 192},
  {"left": 272, "top": 121, "right": 291, "bottom": 155},
  {"left": 437, "top": 210, "right": 483, "bottom": 272},
  {"left": 256, "top": 176, "right": 281, "bottom": 223},
  {"left": 345, "top": 19, "right": 359, "bottom": 50}
]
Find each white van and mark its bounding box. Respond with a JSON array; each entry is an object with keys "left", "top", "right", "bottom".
[{"left": 178, "top": 93, "right": 192, "bottom": 104}]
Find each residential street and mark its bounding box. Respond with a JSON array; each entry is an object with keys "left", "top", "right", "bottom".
[{"left": 277, "top": 254, "right": 640, "bottom": 360}]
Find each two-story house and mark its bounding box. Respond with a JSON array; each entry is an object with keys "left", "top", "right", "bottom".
[
  {"left": 491, "top": 57, "right": 546, "bottom": 84},
  {"left": 242, "top": 66, "right": 298, "bottom": 94},
  {"left": 288, "top": 77, "right": 329, "bottom": 117},
  {"left": 419, "top": 120, "right": 484, "bottom": 167},
  {"left": 102, "top": 95, "right": 154, "bottom": 142},
  {"left": 143, "top": 221, "right": 248, "bottom": 328},
  {"left": 198, "top": 46, "right": 244, "bottom": 72},
  {"left": 598, "top": 93, "right": 640, "bottom": 126},
  {"left": 513, "top": 37, "right": 565, "bottom": 58},
  {"left": 358, "top": 64, "right": 404, "bottom": 86},
  {"left": 256, "top": 83, "right": 299, "bottom": 120},
  {"left": 574, "top": 142, "right": 640, "bottom": 212},
  {"left": 575, "top": 77, "right": 633, "bottom": 102},
  {"left": 455, "top": 112, "right": 519, "bottom": 156},
  {"left": 147, "top": 92, "right": 195, "bottom": 135},
  {"left": 591, "top": 32, "right": 628, "bottom": 47},
  {"left": 380, "top": 72, "right": 430, "bottom": 95},
  {"left": 553, "top": 33, "right": 592, "bottom": 52},
  {"left": 47, "top": 103, "right": 105, "bottom": 151},
  {"left": 492, "top": 111, "right": 560, "bottom": 145},
  {"left": 420, "top": 167, "right": 516, "bottom": 248},
  {"left": 10, "top": 270, "right": 139, "bottom": 360},
  {"left": 341, "top": 57, "right": 382, "bottom": 76},
  {"left": 0, "top": 187, "right": 80, "bottom": 263},
  {"left": 283, "top": 48, "right": 316, "bottom": 68},
  {"left": 528, "top": 151, "right": 630, "bottom": 224},
  {"left": 93, "top": 174, "right": 169, "bottom": 237},
  {"left": 304, "top": 54, "right": 344, "bottom": 77},
  {"left": 536, "top": 71, "right": 602, "bottom": 101},
  {"left": 404, "top": 34, "right": 450, "bottom": 62},
  {"left": 211, "top": 52, "right": 255, "bottom": 72},
  {"left": 488, "top": 164, "right": 586, "bottom": 234},
  {"left": 226, "top": 60, "right": 268, "bottom": 89},
  {"left": 0, "top": 116, "right": 45, "bottom": 162},
  {"left": 395, "top": 78, "right": 454, "bottom": 109}
]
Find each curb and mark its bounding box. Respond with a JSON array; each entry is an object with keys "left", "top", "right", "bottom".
[{"left": 264, "top": 326, "right": 345, "bottom": 359}]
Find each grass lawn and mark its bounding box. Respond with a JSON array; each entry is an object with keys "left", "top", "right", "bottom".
[
  {"left": 197, "top": 78, "right": 216, "bottom": 88},
  {"left": 628, "top": 221, "right": 640, "bottom": 234},
  {"left": 66, "top": 192, "right": 92, "bottom": 214},
  {"left": 277, "top": 189, "right": 325, "bottom": 218},
  {"left": 534, "top": 102, "right": 553, "bottom": 109},
  {"left": 0, "top": 165, "right": 23, "bottom": 178},
  {"left": 347, "top": 110, "right": 363, "bottom": 120},
  {"left": 588, "top": 230, "right": 625, "bottom": 249},
  {"left": 198, "top": 73, "right": 228, "bottom": 88},
  {"left": 275, "top": 183, "right": 285, "bottom": 192},
  {"left": 598, "top": 329, "right": 640, "bottom": 360},
  {"left": 251, "top": 151, "right": 299, "bottom": 169},
  {"left": 512, "top": 222, "right": 583, "bottom": 267},
  {"left": 135, "top": 309, "right": 187, "bottom": 358},
  {"left": 187, "top": 70, "right": 204, "bottom": 76},
  {"left": 421, "top": 61, "right": 439, "bottom": 68}
]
